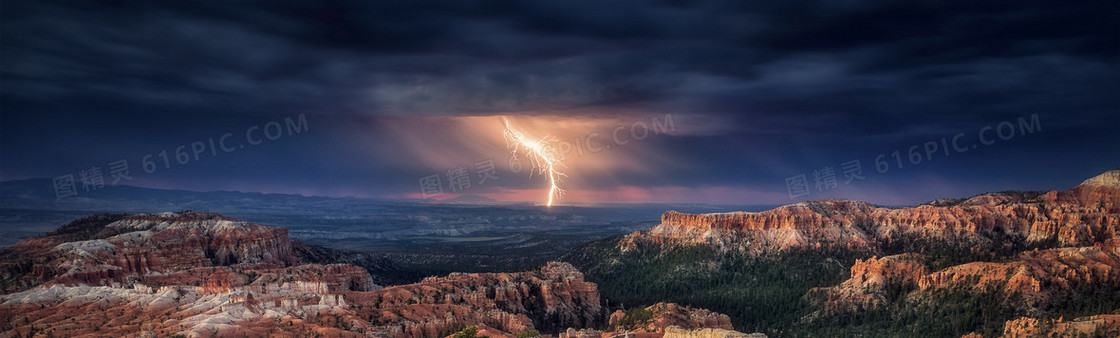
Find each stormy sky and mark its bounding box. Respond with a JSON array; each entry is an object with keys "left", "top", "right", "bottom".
[{"left": 1, "top": 0, "right": 1117, "bottom": 205}]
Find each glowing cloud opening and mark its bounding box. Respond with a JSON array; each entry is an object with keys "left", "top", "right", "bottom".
[{"left": 503, "top": 118, "right": 566, "bottom": 207}]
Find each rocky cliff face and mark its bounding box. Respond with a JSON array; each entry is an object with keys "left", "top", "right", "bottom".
[
  {"left": 1080, "top": 169, "right": 1120, "bottom": 188},
  {"left": 0, "top": 212, "right": 306, "bottom": 293},
  {"left": 916, "top": 239, "right": 1120, "bottom": 304},
  {"left": 623, "top": 170, "right": 1120, "bottom": 254},
  {"left": 663, "top": 326, "right": 766, "bottom": 338},
  {"left": 1000, "top": 314, "right": 1120, "bottom": 338},
  {"left": 608, "top": 302, "right": 735, "bottom": 333},
  {"left": 808, "top": 238, "right": 1120, "bottom": 319},
  {"left": 348, "top": 261, "right": 602, "bottom": 337},
  {"left": 249, "top": 264, "right": 378, "bottom": 293},
  {"left": 806, "top": 253, "right": 928, "bottom": 311}
]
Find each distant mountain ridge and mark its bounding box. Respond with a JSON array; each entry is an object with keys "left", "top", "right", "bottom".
[{"left": 0, "top": 178, "right": 390, "bottom": 214}]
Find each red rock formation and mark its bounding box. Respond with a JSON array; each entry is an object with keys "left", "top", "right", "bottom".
[
  {"left": 447, "top": 324, "right": 518, "bottom": 338},
  {"left": 200, "top": 279, "right": 232, "bottom": 294},
  {"left": 916, "top": 239, "right": 1120, "bottom": 302},
  {"left": 662, "top": 326, "right": 760, "bottom": 338},
  {"left": 1, "top": 212, "right": 306, "bottom": 293},
  {"left": 1002, "top": 314, "right": 1120, "bottom": 338},
  {"left": 559, "top": 327, "right": 614, "bottom": 337},
  {"left": 810, "top": 239, "right": 1120, "bottom": 314},
  {"left": 347, "top": 261, "right": 602, "bottom": 337},
  {"left": 808, "top": 253, "right": 927, "bottom": 311},
  {"left": 624, "top": 171, "right": 1120, "bottom": 254},
  {"left": 608, "top": 302, "right": 735, "bottom": 333},
  {"left": 249, "top": 263, "right": 378, "bottom": 293}
]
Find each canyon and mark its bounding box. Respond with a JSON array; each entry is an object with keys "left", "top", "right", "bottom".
[
  {"left": 0, "top": 211, "right": 746, "bottom": 337},
  {"left": 2, "top": 170, "right": 1118, "bottom": 337}
]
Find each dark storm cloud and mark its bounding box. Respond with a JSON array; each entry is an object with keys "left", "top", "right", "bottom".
[
  {"left": 1, "top": 0, "right": 1117, "bottom": 203},
  {"left": 5, "top": 0, "right": 1113, "bottom": 118}
]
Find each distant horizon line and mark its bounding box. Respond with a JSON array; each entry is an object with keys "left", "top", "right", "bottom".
[
  {"left": 0, "top": 176, "right": 800, "bottom": 209},
  {"left": 3, "top": 174, "right": 1084, "bottom": 209}
]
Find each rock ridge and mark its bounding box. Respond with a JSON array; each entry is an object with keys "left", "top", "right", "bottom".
[{"left": 626, "top": 172, "right": 1120, "bottom": 253}]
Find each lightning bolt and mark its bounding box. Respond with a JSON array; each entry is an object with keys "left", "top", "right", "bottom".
[{"left": 503, "top": 118, "right": 565, "bottom": 207}]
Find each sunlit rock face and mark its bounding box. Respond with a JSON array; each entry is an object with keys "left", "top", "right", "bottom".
[
  {"left": 808, "top": 239, "right": 1120, "bottom": 315},
  {"left": 663, "top": 326, "right": 765, "bottom": 338},
  {"left": 912, "top": 239, "right": 1120, "bottom": 307},
  {"left": 608, "top": 302, "right": 734, "bottom": 333},
  {"left": 1080, "top": 169, "right": 1120, "bottom": 188},
  {"left": 623, "top": 170, "right": 1120, "bottom": 254},
  {"left": 805, "top": 253, "right": 929, "bottom": 311},
  {"left": 1001, "top": 314, "right": 1120, "bottom": 337}
]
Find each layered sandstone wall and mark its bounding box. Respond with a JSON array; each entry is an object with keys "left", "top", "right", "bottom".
[
  {"left": 628, "top": 172, "right": 1120, "bottom": 254},
  {"left": 810, "top": 239, "right": 1120, "bottom": 314},
  {"left": 348, "top": 261, "right": 602, "bottom": 336},
  {"left": 1, "top": 212, "right": 310, "bottom": 293},
  {"left": 663, "top": 326, "right": 765, "bottom": 338},
  {"left": 1002, "top": 314, "right": 1120, "bottom": 338},
  {"left": 608, "top": 302, "right": 734, "bottom": 333}
]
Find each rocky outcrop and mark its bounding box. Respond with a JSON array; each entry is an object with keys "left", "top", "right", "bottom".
[
  {"left": 1080, "top": 169, "right": 1120, "bottom": 188},
  {"left": 249, "top": 264, "right": 378, "bottom": 293},
  {"left": 623, "top": 170, "right": 1120, "bottom": 254},
  {"left": 1001, "top": 314, "right": 1120, "bottom": 338},
  {"left": 348, "top": 261, "right": 602, "bottom": 337},
  {"left": 809, "top": 239, "right": 1120, "bottom": 315},
  {"left": 916, "top": 239, "right": 1120, "bottom": 305},
  {"left": 807, "top": 253, "right": 927, "bottom": 311},
  {"left": 609, "top": 302, "right": 734, "bottom": 333},
  {"left": 0, "top": 212, "right": 307, "bottom": 293},
  {"left": 104, "top": 212, "right": 298, "bottom": 267},
  {"left": 449, "top": 324, "right": 518, "bottom": 338},
  {"left": 558, "top": 327, "right": 610, "bottom": 338},
  {"left": 556, "top": 326, "right": 764, "bottom": 338},
  {"left": 663, "top": 326, "right": 765, "bottom": 338}
]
